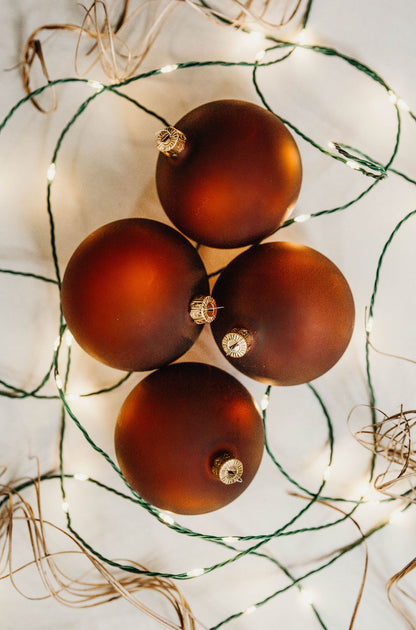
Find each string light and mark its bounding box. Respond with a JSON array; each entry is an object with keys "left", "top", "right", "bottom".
[
  {"left": 346, "top": 159, "right": 360, "bottom": 170},
  {"left": 64, "top": 330, "right": 73, "bottom": 347},
  {"left": 397, "top": 98, "right": 410, "bottom": 111},
  {"left": 366, "top": 315, "right": 374, "bottom": 333},
  {"left": 300, "top": 589, "right": 315, "bottom": 606},
  {"left": 55, "top": 374, "right": 63, "bottom": 390},
  {"left": 61, "top": 501, "right": 69, "bottom": 513},
  {"left": 66, "top": 393, "right": 80, "bottom": 402},
  {"left": 159, "top": 511, "right": 175, "bottom": 525},
  {"left": 294, "top": 214, "right": 310, "bottom": 223},
  {"left": 74, "top": 473, "right": 88, "bottom": 481},
  {"left": 222, "top": 536, "right": 238, "bottom": 545},
  {"left": 247, "top": 31, "right": 264, "bottom": 45},
  {"left": 243, "top": 605, "right": 257, "bottom": 615},
  {"left": 260, "top": 393, "right": 270, "bottom": 410},
  {"left": 255, "top": 49, "right": 266, "bottom": 62},
  {"left": 186, "top": 568, "right": 205, "bottom": 577},
  {"left": 323, "top": 465, "right": 332, "bottom": 481},
  {"left": 389, "top": 508, "right": 405, "bottom": 524},
  {"left": 47, "top": 163, "right": 56, "bottom": 183},
  {"left": 160, "top": 64, "right": 178, "bottom": 74},
  {"left": 296, "top": 29, "right": 307, "bottom": 44},
  {"left": 88, "top": 79, "right": 104, "bottom": 92}
]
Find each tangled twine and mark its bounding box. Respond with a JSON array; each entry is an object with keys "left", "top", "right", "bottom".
[
  {"left": 0, "top": 465, "right": 198, "bottom": 629},
  {"left": 21, "top": 0, "right": 306, "bottom": 111}
]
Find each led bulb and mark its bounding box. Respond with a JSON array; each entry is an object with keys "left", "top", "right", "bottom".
[
  {"left": 294, "top": 214, "right": 310, "bottom": 223},
  {"left": 160, "top": 64, "right": 178, "bottom": 74},
  {"left": 61, "top": 501, "right": 69, "bottom": 513},
  {"left": 47, "top": 163, "right": 56, "bottom": 183},
  {"left": 187, "top": 568, "right": 204, "bottom": 577},
  {"left": 88, "top": 80, "right": 104, "bottom": 92},
  {"left": 260, "top": 394, "right": 270, "bottom": 410},
  {"left": 243, "top": 605, "right": 257, "bottom": 615},
  {"left": 159, "top": 511, "right": 175, "bottom": 525},
  {"left": 301, "top": 589, "right": 314, "bottom": 605}
]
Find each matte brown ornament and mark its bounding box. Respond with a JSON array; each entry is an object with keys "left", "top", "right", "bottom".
[
  {"left": 211, "top": 242, "right": 355, "bottom": 386},
  {"left": 155, "top": 99, "right": 302, "bottom": 249},
  {"left": 114, "top": 362, "right": 264, "bottom": 515},
  {"left": 61, "top": 218, "right": 211, "bottom": 372}
]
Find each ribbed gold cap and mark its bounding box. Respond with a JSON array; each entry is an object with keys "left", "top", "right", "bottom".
[
  {"left": 211, "top": 452, "right": 243, "bottom": 485},
  {"left": 222, "top": 328, "right": 252, "bottom": 358},
  {"left": 189, "top": 295, "right": 217, "bottom": 324},
  {"left": 155, "top": 126, "right": 186, "bottom": 157}
]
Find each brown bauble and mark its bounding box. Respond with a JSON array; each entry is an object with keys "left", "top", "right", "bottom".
[
  {"left": 156, "top": 99, "right": 302, "bottom": 249},
  {"left": 211, "top": 242, "right": 355, "bottom": 386},
  {"left": 61, "top": 219, "right": 209, "bottom": 372},
  {"left": 114, "top": 362, "right": 264, "bottom": 515}
]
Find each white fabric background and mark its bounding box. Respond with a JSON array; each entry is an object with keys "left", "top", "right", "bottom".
[{"left": 1, "top": 1, "right": 416, "bottom": 628}]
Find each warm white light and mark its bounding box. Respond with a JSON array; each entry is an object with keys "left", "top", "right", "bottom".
[
  {"left": 187, "top": 568, "right": 204, "bottom": 577},
  {"left": 61, "top": 501, "right": 69, "bottom": 513},
  {"left": 368, "top": 498, "right": 380, "bottom": 506},
  {"left": 301, "top": 589, "right": 314, "bottom": 605},
  {"left": 389, "top": 508, "right": 405, "bottom": 524},
  {"left": 357, "top": 482, "right": 371, "bottom": 499},
  {"left": 398, "top": 98, "right": 410, "bottom": 111},
  {"left": 366, "top": 316, "right": 373, "bottom": 333},
  {"left": 327, "top": 141, "right": 336, "bottom": 151},
  {"left": 160, "top": 64, "right": 178, "bottom": 74},
  {"left": 296, "top": 29, "right": 307, "bottom": 44},
  {"left": 64, "top": 330, "right": 73, "bottom": 347},
  {"left": 294, "top": 214, "right": 310, "bottom": 223},
  {"left": 247, "top": 30, "right": 264, "bottom": 44},
  {"left": 47, "top": 163, "right": 56, "bottom": 183},
  {"left": 53, "top": 336, "right": 61, "bottom": 351},
  {"left": 55, "top": 375, "right": 63, "bottom": 390},
  {"left": 88, "top": 79, "right": 104, "bottom": 92},
  {"left": 346, "top": 160, "right": 360, "bottom": 170},
  {"left": 74, "top": 473, "right": 88, "bottom": 481},
  {"left": 323, "top": 466, "right": 332, "bottom": 481},
  {"left": 66, "top": 393, "right": 80, "bottom": 402},
  {"left": 388, "top": 90, "right": 398, "bottom": 104},
  {"left": 222, "top": 536, "right": 238, "bottom": 544},
  {"left": 243, "top": 605, "right": 257, "bottom": 615},
  {"left": 159, "top": 511, "right": 175, "bottom": 525},
  {"left": 255, "top": 49, "right": 266, "bottom": 62},
  {"left": 260, "top": 394, "right": 270, "bottom": 410}
]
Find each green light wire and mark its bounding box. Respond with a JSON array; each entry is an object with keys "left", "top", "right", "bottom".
[{"left": 1, "top": 7, "right": 416, "bottom": 626}]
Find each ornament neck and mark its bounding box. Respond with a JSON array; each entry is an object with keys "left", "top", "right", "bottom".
[
  {"left": 222, "top": 328, "right": 252, "bottom": 358},
  {"left": 155, "top": 126, "right": 187, "bottom": 157},
  {"left": 211, "top": 452, "right": 243, "bottom": 485},
  {"left": 189, "top": 295, "right": 217, "bottom": 324}
]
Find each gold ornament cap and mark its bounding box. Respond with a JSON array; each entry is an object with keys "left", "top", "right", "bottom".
[
  {"left": 222, "top": 328, "right": 252, "bottom": 358},
  {"left": 156, "top": 126, "right": 187, "bottom": 157},
  {"left": 211, "top": 452, "right": 243, "bottom": 485},
  {"left": 189, "top": 295, "right": 217, "bottom": 324}
]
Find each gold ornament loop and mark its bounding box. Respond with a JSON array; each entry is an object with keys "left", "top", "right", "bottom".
[
  {"left": 189, "top": 295, "right": 217, "bottom": 324},
  {"left": 211, "top": 452, "right": 243, "bottom": 485},
  {"left": 155, "top": 126, "right": 186, "bottom": 157},
  {"left": 222, "top": 328, "right": 252, "bottom": 358}
]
